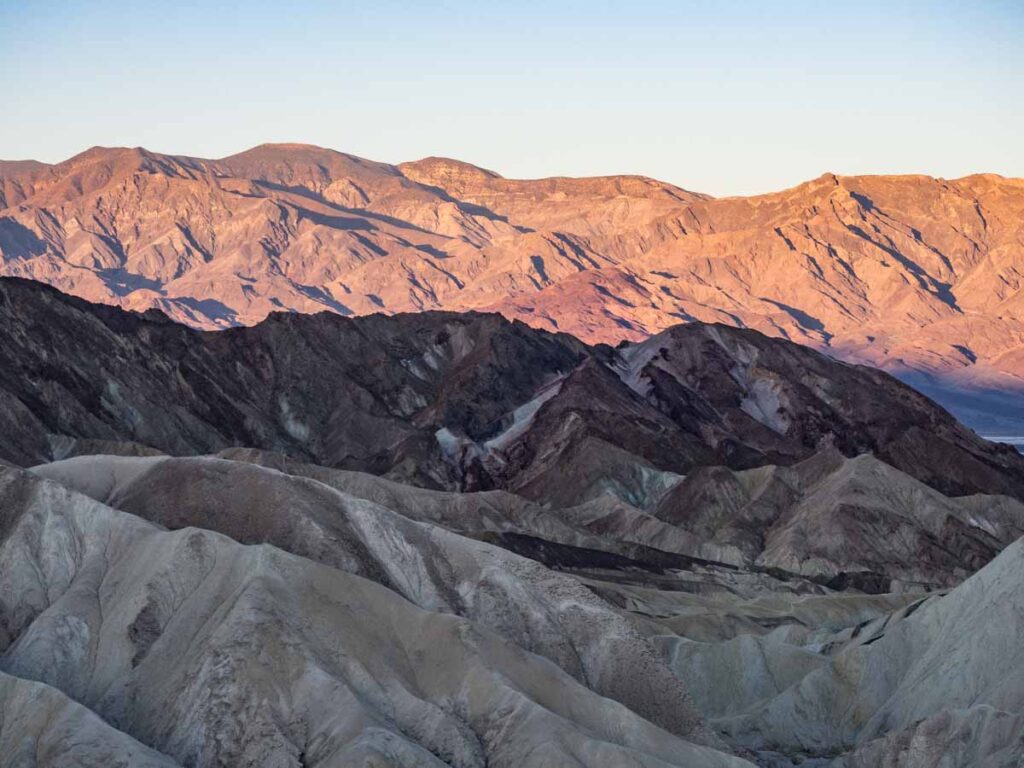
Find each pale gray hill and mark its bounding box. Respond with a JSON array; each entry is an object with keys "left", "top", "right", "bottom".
[
  {"left": 22, "top": 449, "right": 1024, "bottom": 766},
  {"left": 756, "top": 454, "right": 1021, "bottom": 589},
  {"left": 214, "top": 447, "right": 710, "bottom": 569},
  {"left": 38, "top": 446, "right": 1024, "bottom": 597},
  {"left": 0, "top": 671, "right": 180, "bottom": 768},
  {"left": 654, "top": 632, "right": 828, "bottom": 721},
  {"left": 26, "top": 454, "right": 727, "bottom": 754},
  {"left": 656, "top": 449, "right": 1024, "bottom": 590},
  {"left": 952, "top": 492, "right": 1024, "bottom": 543},
  {"left": 642, "top": 591, "right": 936, "bottom": 726},
  {"left": 215, "top": 446, "right": 598, "bottom": 542},
  {"left": 0, "top": 465, "right": 752, "bottom": 768},
  {"left": 34, "top": 450, "right": 810, "bottom": 590},
  {"left": 715, "top": 535, "right": 1024, "bottom": 766}
]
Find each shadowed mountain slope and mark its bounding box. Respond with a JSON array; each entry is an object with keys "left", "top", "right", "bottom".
[{"left": 2, "top": 277, "right": 1023, "bottom": 501}]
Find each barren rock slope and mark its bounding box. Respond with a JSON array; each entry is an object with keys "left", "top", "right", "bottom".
[
  {"left": 2, "top": 277, "right": 1022, "bottom": 501},
  {"left": 0, "top": 465, "right": 751, "bottom": 768}
]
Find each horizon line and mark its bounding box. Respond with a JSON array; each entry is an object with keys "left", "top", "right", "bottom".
[{"left": 4, "top": 141, "right": 1021, "bottom": 199}]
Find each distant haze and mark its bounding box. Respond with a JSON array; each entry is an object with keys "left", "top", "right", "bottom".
[{"left": 2, "top": 0, "right": 1023, "bottom": 196}]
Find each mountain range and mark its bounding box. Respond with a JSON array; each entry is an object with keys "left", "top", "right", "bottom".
[
  {"left": 3, "top": 279, "right": 1024, "bottom": 766},
  {"left": 3, "top": 143, "right": 1024, "bottom": 432},
  {"left": 4, "top": 141, "right": 1024, "bottom": 766}
]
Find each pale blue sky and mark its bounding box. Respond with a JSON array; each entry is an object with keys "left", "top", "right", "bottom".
[{"left": 2, "top": 0, "right": 1022, "bottom": 195}]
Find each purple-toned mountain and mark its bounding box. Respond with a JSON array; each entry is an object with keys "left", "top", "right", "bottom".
[{"left": 2, "top": 275, "right": 1021, "bottom": 503}]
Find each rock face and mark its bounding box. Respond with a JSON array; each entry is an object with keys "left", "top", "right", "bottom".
[
  {"left": 2, "top": 277, "right": 1023, "bottom": 502},
  {"left": 3, "top": 145, "right": 1024, "bottom": 429}
]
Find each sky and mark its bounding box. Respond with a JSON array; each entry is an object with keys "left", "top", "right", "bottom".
[{"left": 1, "top": 0, "right": 1022, "bottom": 196}]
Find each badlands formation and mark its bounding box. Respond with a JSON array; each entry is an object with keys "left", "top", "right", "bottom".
[
  {"left": 2, "top": 279, "right": 1024, "bottom": 766},
  {"left": 2, "top": 144, "right": 1024, "bottom": 430}
]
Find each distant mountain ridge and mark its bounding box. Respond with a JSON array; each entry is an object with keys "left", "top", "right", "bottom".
[{"left": 3, "top": 143, "right": 1024, "bottom": 430}]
